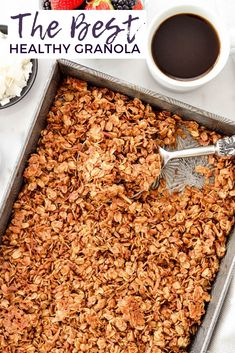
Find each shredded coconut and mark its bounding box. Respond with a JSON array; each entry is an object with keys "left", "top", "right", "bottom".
[{"left": 0, "top": 31, "right": 32, "bottom": 106}]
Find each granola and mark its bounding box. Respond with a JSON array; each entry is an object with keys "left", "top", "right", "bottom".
[{"left": 0, "top": 77, "right": 234, "bottom": 353}]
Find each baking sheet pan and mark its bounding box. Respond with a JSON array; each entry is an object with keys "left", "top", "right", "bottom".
[{"left": 0, "top": 59, "right": 234, "bottom": 353}]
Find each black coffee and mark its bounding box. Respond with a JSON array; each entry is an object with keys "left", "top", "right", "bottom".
[{"left": 151, "top": 13, "right": 220, "bottom": 80}]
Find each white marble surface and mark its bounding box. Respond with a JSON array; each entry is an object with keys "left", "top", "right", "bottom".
[{"left": 0, "top": 0, "right": 235, "bottom": 352}]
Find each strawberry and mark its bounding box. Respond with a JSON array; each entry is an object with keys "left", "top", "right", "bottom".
[
  {"left": 85, "top": 0, "right": 113, "bottom": 10},
  {"left": 132, "top": 0, "right": 143, "bottom": 10},
  {"left": 51, "top": 0, "right": 85, "bottom": 10}
]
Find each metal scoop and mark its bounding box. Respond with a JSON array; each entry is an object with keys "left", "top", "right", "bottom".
[{"left": 151, "top": 135, "right": 235, "bottom": 190}]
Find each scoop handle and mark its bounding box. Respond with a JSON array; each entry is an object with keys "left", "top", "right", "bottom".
[
  {"left": 168, "top": 145, "right": 217, "bottom": 161},
  {"left": 165, "top": 135, "right": 235, "bottom": 162}
]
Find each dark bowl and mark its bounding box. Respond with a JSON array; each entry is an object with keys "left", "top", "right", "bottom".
[{"left": 0, "top": 25, "right": 38, "bottom": 110}]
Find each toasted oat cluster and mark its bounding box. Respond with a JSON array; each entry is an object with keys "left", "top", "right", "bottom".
[{"left": 0, "top": 77, "right": 234, "bottom": 353}]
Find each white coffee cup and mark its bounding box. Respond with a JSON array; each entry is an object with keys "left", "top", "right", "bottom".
[{"left": 146, "top": 5, "right": 231, "bottom": 92}]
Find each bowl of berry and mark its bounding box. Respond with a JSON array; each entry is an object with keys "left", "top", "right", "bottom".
[{"left": 41, "top": 0, "right": 144, "bottom": 10}]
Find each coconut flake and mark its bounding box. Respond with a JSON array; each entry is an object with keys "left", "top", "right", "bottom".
[{"left": 0, "top": 32, "right": 33, "bottom": 106}]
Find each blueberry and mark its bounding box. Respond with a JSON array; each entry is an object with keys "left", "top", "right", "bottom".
[
  {"left": 111, "top": 0, "right": 137, "bottom": 10},
  {"left": 43, "top": 0, "right": 51, "bottom": 10}
]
